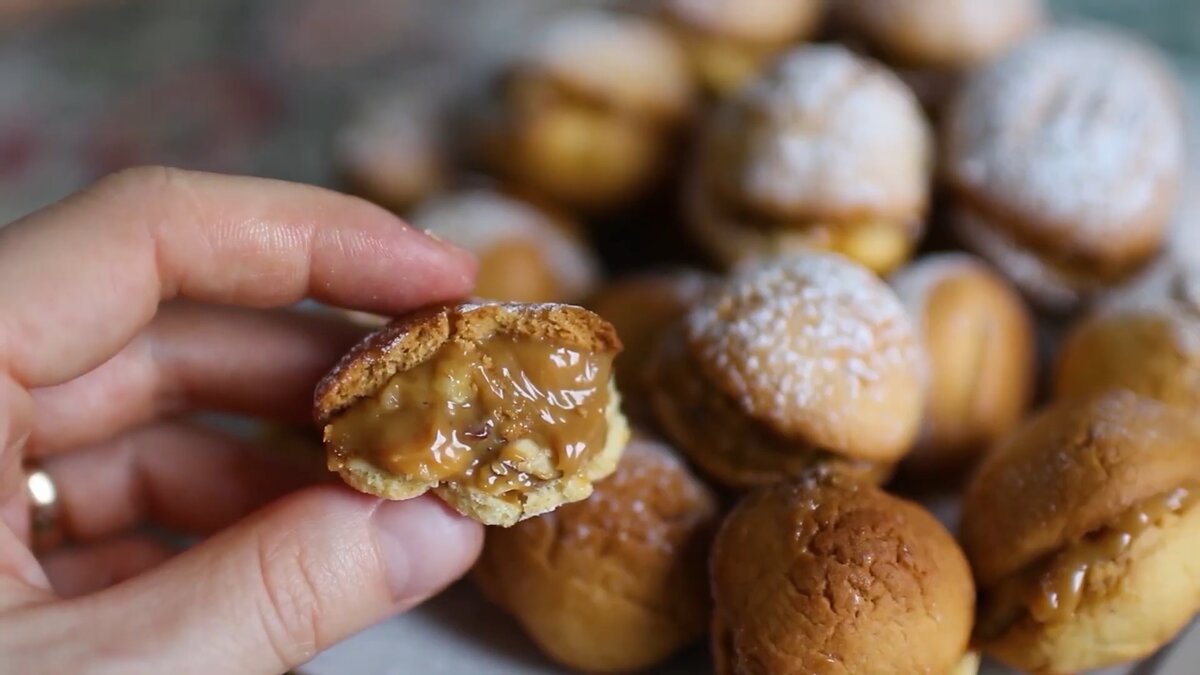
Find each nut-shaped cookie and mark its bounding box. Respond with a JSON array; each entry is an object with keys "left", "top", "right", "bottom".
[
  {"left": 474, "top": 436, "right": 718, "bottom": 672},
  {"left": 687, "top": 46, "right": 931, "bottom": 275},
  {"left": 711, "top": 473, "right": 976, "bottom": 674},
  {"left": 650, "top": 252, "right": 924, "bottom": 488},
  {"left": 655, "top": 0, "right": 826, "bottom": 96},
  {"left": 891, "top": 254, "right": 1035, "bottom": 473},
  {"left": 963, "top": 391, "right": 1200, "bottom": 673},
  {"left": 410, "top": 189, "right": 599, "bottom": 304},
  {"left": 942, "top": 27, "right": 1186, "bottom": 310},
  {"left": 474, "top": 10, "right": 693, "bottom": 211}
]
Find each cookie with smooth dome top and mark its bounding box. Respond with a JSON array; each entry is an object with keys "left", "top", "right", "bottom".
[
  {"left": 650, "top": 252, "right": 924, "bottom": 488},
  {"left": 473, "top": 435, "right": 718, "bottom": 672},
  {"left": 942, "top": 27, "right": 1185, "bottom": 311},
  {"left": 711, "top": 472, "right": 977, "bottom": 675},
  {"left": 891, "top": 254, "right": 1035, "bottom": 475},
  {"left": 685, "top": 45, "right": 932, "bottom": 275},
  {"left": 314, "top": 301, "right": 629, "bottom": 527}
]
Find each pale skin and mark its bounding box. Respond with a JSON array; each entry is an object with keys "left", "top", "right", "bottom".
[{"left": 0, "top": 167, "right": 485, "bottom": 673}]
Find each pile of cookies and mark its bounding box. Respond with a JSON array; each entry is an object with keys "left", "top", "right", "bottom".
[{"left": 315, "top": 0, "right": 1198, "bottom": 672}]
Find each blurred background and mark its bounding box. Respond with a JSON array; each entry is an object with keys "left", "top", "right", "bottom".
[{"left": 0, "top": 0, "right": 1196, "bottom": 226}]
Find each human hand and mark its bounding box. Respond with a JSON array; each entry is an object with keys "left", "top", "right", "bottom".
[{"left": 0, "top": 167, "right": 484, "bottom": 673}]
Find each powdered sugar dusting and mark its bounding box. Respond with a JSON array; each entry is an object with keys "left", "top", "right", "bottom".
[
  {"left": 733, "top": 46, "right": 930, "bottom": 219},
  {"left": 686, "top": 252, "right": 921, "bottom": 431},
  {"left": 410, "top": 190, "right": 600, "bottom": 297},
  {"left": 527, "top": 10, "right": 691, "bottom": 118},
  {"left": 945, "top": 27, "right": 1184, "bottom": 251}
]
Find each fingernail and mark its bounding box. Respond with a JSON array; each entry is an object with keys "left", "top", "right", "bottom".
[{"left": 371, "top": 497, "right": 483, "bottom": 606}]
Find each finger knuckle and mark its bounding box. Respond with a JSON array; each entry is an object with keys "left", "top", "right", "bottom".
[{"left": 252, "top": 528, "right": 327, "bottom": 666}]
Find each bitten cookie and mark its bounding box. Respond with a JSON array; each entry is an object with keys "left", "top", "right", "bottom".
[{"left": 314, "top": 301, "right": 630, "bottom": 526}]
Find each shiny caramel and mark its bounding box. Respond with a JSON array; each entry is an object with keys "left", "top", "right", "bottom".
[
  {"left": 326, "top": 336, "right": 614, "bottom": 500},
  {"left": 980, "top": 484, "right": 1199, "bottom": 635}
]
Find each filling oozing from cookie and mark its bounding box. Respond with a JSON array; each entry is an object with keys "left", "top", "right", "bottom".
[
  {"left": 325, "top": 335, "right": 616, "bottom": 500},
  {"left": 652, "top": 328, "right": 889, "bottom": 486},
  {"left": 976, "top": 484, "right": 1200, "bottom": 639}
]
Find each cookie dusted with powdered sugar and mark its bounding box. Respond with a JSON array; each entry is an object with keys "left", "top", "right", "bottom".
[
  {"left": 943, "top": 27, "right": 1186, "bottom": 311},
  {"left": 649, "top": 252, "right": 924, "bottom": 488},
  {"left": 686, "top": 45, "right": 932, "bottom": 275}
]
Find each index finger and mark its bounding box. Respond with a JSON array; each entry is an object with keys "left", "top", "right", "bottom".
[{"left": 0, "top": 167, "right": 475, "bottom": 389}]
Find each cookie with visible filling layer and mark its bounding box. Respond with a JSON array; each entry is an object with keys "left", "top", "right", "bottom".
[
  {"left": 963, "top": 391, "right": 1200, "bottom": 673},
  {"left": 686, "top": 46, "right": 932, "bottom": 275},
  {"left": 650, "top": 252, "right": 924, "bottom": 488},
  {"left": 942, "top": 27, "right": 1185, "bottom": 311},
  {"left": 315, "top": 301, "right": 629, "bottom": 527}
]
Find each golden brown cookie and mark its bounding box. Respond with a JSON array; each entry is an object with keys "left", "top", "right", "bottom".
[
  {"left": 891, "top": 254, "right": 1035, "bottom": 475},
  {"left": 473, "top": 436, "right": 718, "bottom": 672},
  {"left": 962, "top": 391, "right": 1200, "bottom": 673},
  {"left": 1055, "top": 261, "right": 1200, "bottom": 411},
  {"left": 314, "top": 301, "right": 630, "bottom": 526},
  {"left": 653, "top": 0, "right": 826, "bottom": 96},
  {"left": 586, "top": 269, "right": 713, "bottom": 428},
  {"left": 335, "top": 90, "right": 448, "bottom": 214},
  {"left": 711, "top": 472, "right": 976, "bottom": 675},
  {"left": 686, "top": 46, "right": 932, "bottom": 275},
  {"left": 835, "top": 0, "right": 1044, "bottom": 70},
  {"left": 942, "top": 27, "right": 1186, "bottom": 311},
  {"left": 473, "top": 10, "right": 694, "bottom": 211},
  {"left": 409, "top": 189, "right": 600, "bottom": 304},
  {"left": 650, "top": 252, "right": 924, "bottom": 488}
]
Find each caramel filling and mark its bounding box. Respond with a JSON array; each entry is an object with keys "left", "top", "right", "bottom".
[
  {"left": 326, "top": 336, "right": 614, "bottom": 500},
  {"left": 979, "top": 485, "right": 1199, "bottom": 637}
]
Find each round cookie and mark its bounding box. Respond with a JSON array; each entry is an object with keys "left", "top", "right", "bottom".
[
  {"left": 473, "top": 10, "right": 693, "bottom": 211},
  {"left": 335, "top": 90, "right": 448, "bottom": 214},
  {"left": 473, "top": 436, "right": 718, "bottom": 673},
  {"left": 650, "top": 252, "right": 924, "bottom": 488},
  {"left": 1055, "top": 261, "right": 1200, "bottom": 411},
  {"left": 711, "top": 472, "right": 976, "bottom": 675},
  {"left": 963, "top": 391, "right": 1200, "bottom": 673},
  {"left": 686, "top": 45, "right": 932, "bottom": 275},
  {"left": 586, "top": 269, "right": 713, "bottom": 427},
  {"left": 835, "top": 0, "right": 1044, "bottom": 69},
  {"left": 654, "top": 0, "right": 826, "bottom": 96},
  {"left": 942, "top": 27, "right": 1186, "bottom": 311},
  {"left": 891, "top": 254, "right": 1035, "bottom": 475},
  {"left": 314, "top": 301, "right": 630, "bottom": 527},
  {"left": 410, "top": 189, "right": 600, "bottom": 304}
]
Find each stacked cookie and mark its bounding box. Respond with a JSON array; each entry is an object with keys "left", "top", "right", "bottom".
[{"left": 313, "top": 1, "right": 1198, "bottom": 672}]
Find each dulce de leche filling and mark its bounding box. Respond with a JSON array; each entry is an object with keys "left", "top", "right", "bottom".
[
  {"left": 978, "top": 484, "right": 1200, "bottom": 637},
  {"left": 326, "top": 336, "right": 614, "bottom": 500}
]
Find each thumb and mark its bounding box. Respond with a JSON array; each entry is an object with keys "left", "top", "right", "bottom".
[{"left": 18, "top": 486, "right": 483, "bottom": 674}]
